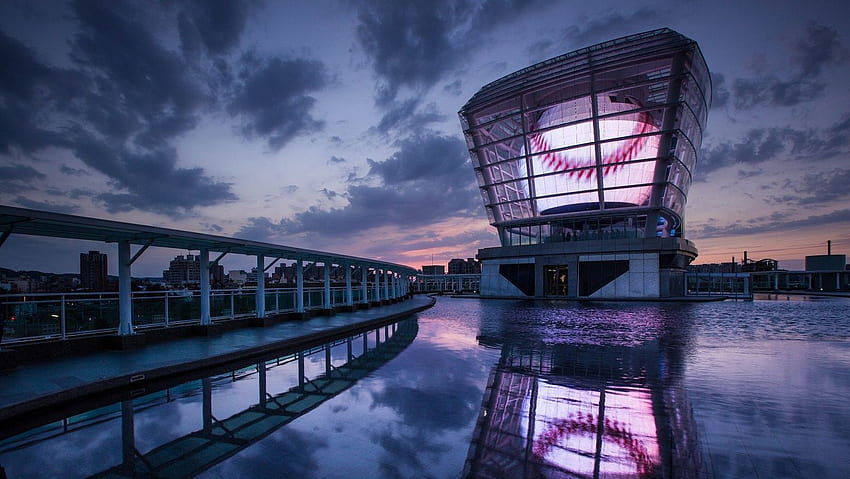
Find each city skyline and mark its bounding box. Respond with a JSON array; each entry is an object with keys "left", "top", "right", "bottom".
[{"left": 1, "top": 0, "right": 849, "bottom": 276}]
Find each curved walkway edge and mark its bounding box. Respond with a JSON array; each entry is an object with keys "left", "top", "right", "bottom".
[{"left": 0, "top": 295, "right": 435, "bottom": 426}]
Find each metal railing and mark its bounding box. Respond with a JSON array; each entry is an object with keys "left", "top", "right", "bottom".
[{"left": 0, "top": 286, "right": 375, "bottom": 344}]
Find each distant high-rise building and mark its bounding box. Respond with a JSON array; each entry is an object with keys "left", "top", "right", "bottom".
[
  {"left": 80, "top": 250, "right": 108, "bottom": 291},
  {"left": 162, "top": 255, "right": 201, "bottom": 286}
]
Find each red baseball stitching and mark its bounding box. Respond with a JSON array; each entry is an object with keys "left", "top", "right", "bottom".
[{"left": 531, "top": 112, "right": 653, "bottom": 180}]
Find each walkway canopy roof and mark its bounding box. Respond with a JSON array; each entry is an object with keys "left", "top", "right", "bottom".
[{"left": 0, "top": 205, "right": 415, "bottom": 275}]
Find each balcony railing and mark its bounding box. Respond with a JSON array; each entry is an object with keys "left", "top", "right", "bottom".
[{"left": 0, "top": 286, "right": 374, "bottom": 344}]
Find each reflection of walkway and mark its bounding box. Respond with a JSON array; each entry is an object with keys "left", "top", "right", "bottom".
[
  {"left": 91, "top": 318, "right": 418, "bottom": 477},
  {"left": 0, "top": 295, "right": 434, "bottom": 426}
]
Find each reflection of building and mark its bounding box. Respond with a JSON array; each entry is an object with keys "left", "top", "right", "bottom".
[
  {"left": 464, "top": 312, "right": 704, "bottom": 477},
  {"left": 459, "top": 29, "right": 711, "bottom": 298},
  {"left": 80, "top": 250, "right": 108, "bottom": 291}
]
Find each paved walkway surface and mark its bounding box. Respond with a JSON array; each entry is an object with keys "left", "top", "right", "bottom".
[{"left": 0, "top": 296, "right": 434, "bottom": 420}]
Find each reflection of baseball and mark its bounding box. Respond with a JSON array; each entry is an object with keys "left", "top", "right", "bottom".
[
  {"left": 533, "top": 412, "right": 655, "bottom": 477},
  {"left": 527, "top": 96, "right": 659, "bottom": 210}
]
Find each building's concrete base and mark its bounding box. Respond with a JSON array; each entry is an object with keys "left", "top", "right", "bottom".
[{"left": 477, "top": 237, "right": 697, "bottom": 299}]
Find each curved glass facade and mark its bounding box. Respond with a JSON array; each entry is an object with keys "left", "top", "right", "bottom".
[{"left": 460, "top": 29, "right": 711, "bottom": 247}]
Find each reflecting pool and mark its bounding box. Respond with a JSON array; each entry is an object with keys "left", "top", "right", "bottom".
[{"left": 1, "top": 297, "right": 849, "bottom": 478}]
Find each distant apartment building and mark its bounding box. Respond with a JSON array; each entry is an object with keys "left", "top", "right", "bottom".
[
  {"left": 80, "top": 250, "right": 108, "bottom": 291},
  {"left": 421, "top": 265, "right": 445, "bottom": 275},
  {"left": 447, "top": 258, "right": 481, "bottom": 275},
  {"left": 228, "top": 269, "right": 248, "bottom": 286},
  {"left": 163, "top": 255, "right": 201, "bottom": 287}
]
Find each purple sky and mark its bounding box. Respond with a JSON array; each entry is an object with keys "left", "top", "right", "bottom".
[{"left": 1, "top": 0, "right": 849, "bottom": 276}]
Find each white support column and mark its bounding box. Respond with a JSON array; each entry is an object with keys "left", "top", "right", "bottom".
[
  {"left": 323, "top": 262, "right": 331, "bottom": 310},
  {"left": 361, "top": 266, "right": 368, "bottom": 304},
  {"left": 118, "top": 240, "right": 133, "bottom": 335},
  {"left": 296, "top": 259, "right": 304, "bottom": 312},
  {"left": 200, "top": 248, "right": 211, "bottom": 325},
  {"left": 374, "top": 269, "right": 381, "bottom": 302},
  {"left": 256, "top": 254, "right": 265, "bottom": 318},
  {"left": 345, "top": 264, "right": 353, "bottom": 306},
  {"left": 383, "top": 270, "right": 389, "bottom": 301}
]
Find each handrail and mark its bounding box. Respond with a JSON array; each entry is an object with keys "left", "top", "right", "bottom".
[{"left": 0, "top": 286, "right": 385, "bottom": 344}]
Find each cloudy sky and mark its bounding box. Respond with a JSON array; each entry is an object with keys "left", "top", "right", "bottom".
[{"left": 1, "top": 0, "right": 849, "bottom": 276}]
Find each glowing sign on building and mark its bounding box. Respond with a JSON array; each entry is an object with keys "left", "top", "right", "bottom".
[{"left": 522, "top": 96, "right": 660, "bottom": 214}]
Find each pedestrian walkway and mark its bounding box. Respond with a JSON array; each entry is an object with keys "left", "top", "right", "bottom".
[{"left": 0, "top": 295, "right": 434, "bottom": 422}]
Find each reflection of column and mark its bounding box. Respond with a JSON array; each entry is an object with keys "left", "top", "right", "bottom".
[
  {"left": 202, "top": 377, "right": 212, "bottom": 433},
  {"left": 298, "top": 352, "right": 305, "bottom": 387},
  {"left": 325, "top": 344, "right": 332, "bottom": 376},
  {"left": 592, "top": 388, "right": 606, "bottom": 478},
  {"left": 363, "top": 330, "right": 368, "bottom": 352},
  {"left": 258, "top": 361, "right": 267, "bottom": 405},
  {"left": 347, "top": 337, "right": 353, "bottom": 362},
  {"left": 121, "top": 400, "right": 135, "bottom": 470}
]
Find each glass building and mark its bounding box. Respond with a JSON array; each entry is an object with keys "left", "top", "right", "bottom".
[{"left": 459, "top": 29, "right": 711, "bottom": 298}]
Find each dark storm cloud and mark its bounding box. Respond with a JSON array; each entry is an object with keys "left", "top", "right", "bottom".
[
  {"left": 70, "top": 133, "right": 236, "bottom": 216},
  {"left": 697, "top": 115, "right": 850, "bottom": 178},
  {"left": 70, "top": 0, "right": 206, "bottom": 147},
  {"left": 229, "top": 54, "right": 329, "bottom": 151},
  {"left": 367, "top": 134, "right": 469, "bottom": 185},
  {"left": 724, "top": 23, "right": 847, "bottom": 110},
  {"left": 237, "top": 134, "right": 481, "bottom": 240},
  {"left": 355, "top": 0, "right": 467, "bottom": 105},
  {"left": 177, "top": 0, "right": 254, "bottom": 57},
  {"left": 691, "top": 209, "right": 850, "bottom": 239},
  {"left": 372, "top": 98, "right": 445, "bottom": 136},
  {"left": 790, "top": 23, "right": 848, "bottom": 77},
  {"left": 561, "top": 7, "right": 666, "bottom": 48},
  {"left": 795, "top": 169, "right": 850, "bottom": 205},
  {"left": 354, "top": 0, "right": 543, "bottom": 106},
  {"left": 697, "top": 128, "right": 787, "bottom": 176},
  {"left": 0, "top": 30, "right": 75, "bottom": 153},
  {"left": 13, "top": 196, "right": 79, "bottom": 214},
  {"left": 731, "top": 76, "right": 819, "bottom": 109},
  {"left": 0, "top": 164, "right": 46, "bottom": 193}
]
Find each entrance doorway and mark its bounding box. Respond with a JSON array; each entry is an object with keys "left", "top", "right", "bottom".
[{"left": 545, "top": 265, "right": 569, "bottom": 296}]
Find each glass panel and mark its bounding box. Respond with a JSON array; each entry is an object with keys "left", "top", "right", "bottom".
[
  {"left": 471, "top": 97, "right": 522, "bottom": 126},
  {"left": 667, "top": 159, "right": 692, "bottom": 194},
  {"left": 662, "top": 185, "right": 687, "bottom": 219}
]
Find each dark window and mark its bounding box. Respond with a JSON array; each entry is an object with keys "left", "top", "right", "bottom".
[
  {"left": 579, "top": 260, "right": 629, "bottom": 296},
  {"left": 499, "top": 264, "right": 535, "bottom": 296}
]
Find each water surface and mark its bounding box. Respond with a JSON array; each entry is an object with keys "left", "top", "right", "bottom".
[{"left": 1, "top": 297, "right": 848, "bottom": 478}]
